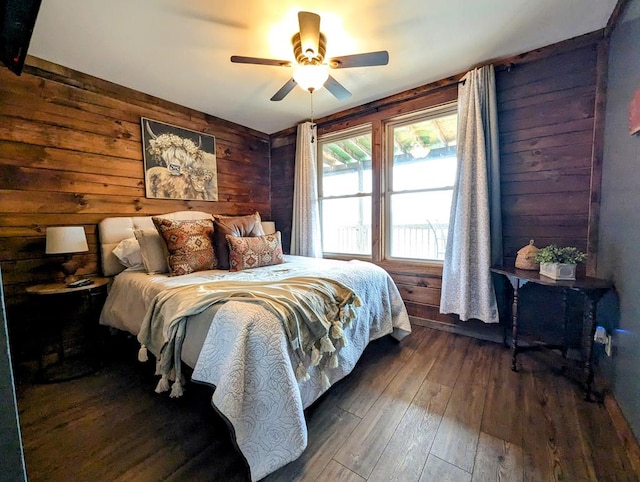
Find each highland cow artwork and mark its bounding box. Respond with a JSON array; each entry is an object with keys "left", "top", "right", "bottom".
[{"left": 141, "top": 118, "right": 218, "bottom": 201}]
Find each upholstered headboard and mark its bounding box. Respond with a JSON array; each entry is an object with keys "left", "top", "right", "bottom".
[{"left": 98, "top": 211, "right": 212, "bottom": 276}]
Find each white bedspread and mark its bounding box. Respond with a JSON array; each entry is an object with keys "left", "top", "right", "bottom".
[
  {"left": 192, "top": 257, "right": 410, "bottom": 480},
  {"left": 100, "top": 256, "right": 411, "bottom": 480}
]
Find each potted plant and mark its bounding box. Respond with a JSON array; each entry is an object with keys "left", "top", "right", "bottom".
[{"left": 535, "top": 245, "right": 587, "bottom": 280}]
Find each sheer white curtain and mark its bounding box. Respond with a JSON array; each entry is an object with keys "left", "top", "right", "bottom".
[
  {"left": 290, "top": 122, "right": 322, "bottom": 258},
  {"left": 440, "top": 65, "right": 502, "bottom": 324}
]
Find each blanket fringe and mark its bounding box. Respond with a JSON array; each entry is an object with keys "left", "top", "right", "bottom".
[
  {"left": 155, "top": 375, "right": 170, "bottom": 393},
  {"left": 138, "top": 345, "right": 148, "bottom": 362},
  {"left": 330, "top": 321, "right": 344, "bottom": 340},
  {"left": 311, "top": 346, "right": 322, "bottom": 366},
  {"left": 170, "top": 380, "right": 184, "bottom": 398},
  {"left": 329, "top": 353, "right": 339, "bottom": 369},
  {"left": 320, "top": 335, "right": 336, "bottom": 354},
  {"left": 321, "top": 371, "right": 331, "bottom": 390},
  {"left": 296, "top": 362, "right": 310, "bottom": 382}
]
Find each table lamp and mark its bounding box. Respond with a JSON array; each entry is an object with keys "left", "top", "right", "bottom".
[{"left": 45, "top": 226, "right": 89, "bottom": 283}]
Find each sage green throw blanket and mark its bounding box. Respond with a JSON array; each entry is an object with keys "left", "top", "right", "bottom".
[{"left": 137, "top": 276, "right": 361, "bottom": 397}]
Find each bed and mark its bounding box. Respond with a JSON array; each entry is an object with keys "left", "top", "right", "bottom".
[{"left": 98, "top": 211, "right": 411, "bottom": 480}]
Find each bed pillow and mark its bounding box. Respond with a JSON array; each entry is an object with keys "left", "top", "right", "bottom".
[
  {"left": 152, "top": 217, "right": 217, "bottom": 276},
  {"left": 227, "top": 231, "right": 284, "bottom": 272},
  {"left": 112, "top": 237, "right": 143, "bottom": 269},
  {"left": 213, "top": 212, "right": 265, "bottom": 270},
  {"left": 133, "top": 229, "right": 169, "bottom": 274}
]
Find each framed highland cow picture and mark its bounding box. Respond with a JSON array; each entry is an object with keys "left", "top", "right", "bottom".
[{"left": 141, "top": 117, "right": 218, "bottom": 201}]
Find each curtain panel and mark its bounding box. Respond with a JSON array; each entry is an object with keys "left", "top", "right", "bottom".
[
  {"left": 290, "top": 122, "right": 322, "bottom": 258},
  {"left": 440, "top": 65, "right": 502, "bottom": 324}
]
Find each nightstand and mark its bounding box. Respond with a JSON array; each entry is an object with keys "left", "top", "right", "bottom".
[{"left": 26, "top": 277, "right": 110, "bottom": 383}]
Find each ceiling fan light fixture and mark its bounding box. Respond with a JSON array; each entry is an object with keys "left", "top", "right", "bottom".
[
  {"left": 231, "top": 11, "right": 385, "bottom": 101},
  {"left": 292, "top": 63, "right": 329, "bottom": 92}
]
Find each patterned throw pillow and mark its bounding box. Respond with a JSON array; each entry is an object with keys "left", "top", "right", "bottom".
[
  {"left": 227, "top": 232, "right": 284, "bottom": 272},
  {"left": 152, "top": 217, "right": 217, "bottom": 276},
  {"left": 213, "top": 212, "right": 265, "bottom": 269}
]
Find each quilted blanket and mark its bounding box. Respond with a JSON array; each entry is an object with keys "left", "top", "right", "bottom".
[
  {"left": 137, "top": 276, "right": 362, "bottom": 398},
  {"left": 191, "top": 259, "right": 410, "bottom": 480}
]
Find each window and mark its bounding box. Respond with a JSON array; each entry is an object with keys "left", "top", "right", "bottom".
[
  {"left": 318, "top": 127, "right": 372, "bottom": 256},
  {"left": 318, "top": 102, "right": 457, "bottom": 263},
  {"left": 386, "top": 105, "right": 457, "bottom": 261}
]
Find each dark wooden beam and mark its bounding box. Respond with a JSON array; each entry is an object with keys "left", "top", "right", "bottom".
[
  {"left": 605, "top": 0, "right": 633, "bottom": 38},
  {"left": 586, "top": 38, "right": 609, "bottom": 276}
]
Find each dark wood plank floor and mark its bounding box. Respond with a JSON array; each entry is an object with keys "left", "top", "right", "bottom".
[{"left": 16, "top": 325, "right": 639, "bottom": 482}]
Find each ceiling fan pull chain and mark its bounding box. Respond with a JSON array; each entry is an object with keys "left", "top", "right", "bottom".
[{"left": 310, "top": 92, "right": 316, "bottom": 143}]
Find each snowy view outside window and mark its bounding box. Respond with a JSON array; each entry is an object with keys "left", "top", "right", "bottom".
[{"left": 319, "top": 106, "right": 457, "bottom": 261}]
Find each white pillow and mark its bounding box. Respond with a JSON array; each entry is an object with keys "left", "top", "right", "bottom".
[
  {"left": 112, "top": 237, "right": 143, "bottom": 269},
  {"left": 133, "top": 229, "right": 169, "bottom": 274}
]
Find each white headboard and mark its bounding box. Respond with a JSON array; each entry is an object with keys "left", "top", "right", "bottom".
[{"left": 98, "top": 211, "right": 212, "bottom": 276}]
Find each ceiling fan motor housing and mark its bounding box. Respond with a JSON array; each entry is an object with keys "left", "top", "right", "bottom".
[{"left": 292, "top": 32, "right": 327, "bottom": 65}]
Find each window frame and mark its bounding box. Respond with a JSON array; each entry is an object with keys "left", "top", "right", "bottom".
[
  {"left": 383, "top": 102, "right": 458, "bottom": 264},
  {"left": 317, "top": 124, "right": 374, "bottom": 260},
  {"left": 317, "top": 98, "right": 458, "bottom": 267}
]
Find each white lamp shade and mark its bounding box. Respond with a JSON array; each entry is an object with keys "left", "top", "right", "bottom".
[
  {"left": 261, "top": 221, "right": 276, "bottom": 235},
  {"left": 293, "top": 64, "right": 329, "bottom": 92},
  {"left": 46, "top": 226, "right": 89, "bottom": 254}
]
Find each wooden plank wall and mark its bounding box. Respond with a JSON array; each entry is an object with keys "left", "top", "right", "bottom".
[
  {"left": 270, "top": 136, "right": 296, "bottom": 254},
  {"left": 498, "top": 44, "right": 597, "bottom": 269},
  {"left": 270, "top": 32, "right": 603, "bottom": 327},
  {"left": 0, "top": 57, "right": 271, "bottom": 352}
]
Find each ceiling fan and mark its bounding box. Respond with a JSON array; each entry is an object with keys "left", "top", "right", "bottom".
[{"left": 230, "top": 11, "right": 389, "bottom": 102}]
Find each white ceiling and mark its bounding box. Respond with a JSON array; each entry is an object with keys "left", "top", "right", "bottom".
[{"left": 28, "top": 0, "right": 617, "bottom": 135}]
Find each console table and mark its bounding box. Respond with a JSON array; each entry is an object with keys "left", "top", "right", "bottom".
[{"left": 490, "top": 266, "right": 612, "bottom": 401}]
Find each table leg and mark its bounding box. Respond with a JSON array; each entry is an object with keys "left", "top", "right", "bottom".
[
  {"left": 511, "top": 284, "right": 520, "bottom": 371},
  {"left": 501, "top": 280, "right": 513, "bottom": 348},
  {"left": 561, "top": 288, "right": 569, "bottom": 363},
  {"left": 583, "top": 295, "right": 598, "bottom": 401}
]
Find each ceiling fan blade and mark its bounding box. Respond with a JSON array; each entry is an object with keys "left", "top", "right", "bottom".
[
  {"left": 329, "top": 51, "right": 389, "bottom": 69},
  {"left": 231, "top": 56, "right": 292, "bottom": 67},
  {"left": 270, "top": 78, "right": 298, "bottom": 101},
  {"left": 324, "top": 75, "right": 351, "bottom": 101},
  {"left": 298, "top": 11, "right": 321, "bottom": 58}
]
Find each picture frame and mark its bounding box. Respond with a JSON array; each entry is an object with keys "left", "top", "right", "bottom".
[{"left": 140, "top": 117, "right": 218, "bottom": 201}]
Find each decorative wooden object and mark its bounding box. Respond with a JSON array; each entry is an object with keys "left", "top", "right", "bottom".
[{"left": 515, "top": 240, "right": 539, "bottom": 270}]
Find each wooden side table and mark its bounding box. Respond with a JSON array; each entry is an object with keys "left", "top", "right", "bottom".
[
  {"left": 491, "top": 266, "right": 612, "bottom": 401},
  {"left": 26, "top": 277, "right": 110, "bottom": 383}
]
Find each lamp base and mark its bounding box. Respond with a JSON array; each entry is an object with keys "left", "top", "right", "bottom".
[{"left": 61, "top": 259, "right": 80, "bottom": 284}]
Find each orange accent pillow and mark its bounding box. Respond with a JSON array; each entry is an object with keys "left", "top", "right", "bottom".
[
  {"left": 227, "top": 232, "right": 284, "bottom": 272},
  {"left": 152, "top": 217, "right": 216, "bottom": 276}
]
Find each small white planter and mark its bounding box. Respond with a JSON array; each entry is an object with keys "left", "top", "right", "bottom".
[{"left": 539, "top": 262, "right": 576, "bottom": 280}]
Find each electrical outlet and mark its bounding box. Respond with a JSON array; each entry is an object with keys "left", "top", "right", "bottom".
[
  {"left": 605, "top": 334, "right": 613, "bottom": 357},
  {"left": 594, "top": 326, "right": 607, "bottom": 344}
]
